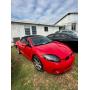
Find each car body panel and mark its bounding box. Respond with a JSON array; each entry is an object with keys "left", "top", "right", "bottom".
[
  {"left": 42, "top": 53, "right": 75, "bottom": 74},
  {"left": 47, "top": 32, "right": 78, "bottom": 52},
  {"left": 15, "top": 35, "right": 75, "bottom": 74},
  {"left": 34, "top": 42, "right": 72, "bottom": 59}
]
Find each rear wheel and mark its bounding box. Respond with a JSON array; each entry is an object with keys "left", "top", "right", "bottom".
[{"left": 32, "top": 56, "right": 43, "bottom": 72}]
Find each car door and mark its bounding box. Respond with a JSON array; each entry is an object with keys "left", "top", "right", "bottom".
[
  {"left": 18, "top": 38, "right": 27, "bottom": 55},
  {"left": 23, "top": 39, "right": 33, "bottom": 60}
]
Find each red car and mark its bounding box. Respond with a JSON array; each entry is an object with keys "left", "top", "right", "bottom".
[{"left": 15, "top": 35, "right": 75, "bottom": 74}]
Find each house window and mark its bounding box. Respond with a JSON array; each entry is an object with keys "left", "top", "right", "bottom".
[
  {"left": 25, "top": 28, "right": 30, "bottom": 35},
  {"left": 32, "top": 26, "right": 37, "bottom": 35},
  {"left": 72, "top": 23, "right": 76, "bottom": 30},
  {"left": 44, "top": 27, "right": 48, "bottom": 32},
  {"left": 59, "top": 26, "right": 65, "bottom": 31}
]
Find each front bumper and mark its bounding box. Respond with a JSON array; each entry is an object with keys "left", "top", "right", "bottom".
[{"left": 43, "top": 54, "right": 75, "bottom": 74}]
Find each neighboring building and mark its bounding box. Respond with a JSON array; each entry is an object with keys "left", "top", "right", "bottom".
[
  {"left": 54, "top": 12, "right": 78, "bottom": 32},
  {"left": 11, "top": 12, "right": 78, "bottom": 45},
  {"left": 11, "top": 21, "right": 59, "bottom": 44}
]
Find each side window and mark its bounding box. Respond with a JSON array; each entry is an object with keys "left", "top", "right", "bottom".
[
  {"left": 48, "top": 34, "right": 54, "bottom": 38},
  {"left": 60, "top": 34, "right": 67, "bottom": 39},
  {"left": 20, "top": 37, "right": 31, "bottom": 47},
  {"left": 20, "top": 38, "right": 27, "bottom": 44},
  {"left": 27, "top": 38, "right": 31, "bottom": 46},
  {"left": 54, "top": 34, "right": 60, "bottom": 38},
  {"left": 54, "top": 34, "right": 65, "bottom": 39},
  {"left": 59, "top": 34, "right": 71, "bottom": 39}
]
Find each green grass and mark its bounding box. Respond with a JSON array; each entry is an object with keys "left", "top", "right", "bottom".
[{"left": 11, "top": 47, "right": 78, "bottom": 90}]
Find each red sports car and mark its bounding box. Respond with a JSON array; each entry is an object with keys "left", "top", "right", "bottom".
[{"left": 15, "top": 35, "right": 75, "bottom": 74}]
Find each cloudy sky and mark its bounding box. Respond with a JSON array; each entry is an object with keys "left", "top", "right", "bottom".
[{"left": 11, "top": 0, "right": 78, "bottom": 24}]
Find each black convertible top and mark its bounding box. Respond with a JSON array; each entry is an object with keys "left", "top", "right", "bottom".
[{"left": 22, "top": 35, "right": 41, "bottom": 38}]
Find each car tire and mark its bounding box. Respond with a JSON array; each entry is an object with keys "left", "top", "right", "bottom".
[{"left": 32, "top": 56, "right": 43, "bottom": 72}]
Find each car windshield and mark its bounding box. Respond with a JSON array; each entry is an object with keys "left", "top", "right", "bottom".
[
  {"left": 60, "top": 31, "right": 78, "bottom": 38},
  {"left": 31, "top": 36, "right": 52, "bottom": 46}
]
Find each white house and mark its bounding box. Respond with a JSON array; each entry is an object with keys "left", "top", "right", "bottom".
[
  {"left": 54, "top": 12, "right": 78, "bottom": 32},
  {"left": 11, "top": 21, "right": 59, "bottom": 44},
  {"left": 11, "top": 12, "right": 78, "bottom": 45}
]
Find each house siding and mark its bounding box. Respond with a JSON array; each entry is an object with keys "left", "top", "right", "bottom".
[
  {"left": 11, "top": 23, "right": 59, "bottom": 45},
  {"left": 55, "top": 14, "right": 78, "bottom": 32}
]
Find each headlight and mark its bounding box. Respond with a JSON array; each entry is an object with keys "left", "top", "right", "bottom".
[{"left": 43, "top": 54, "right": 60, "bottom": 62}]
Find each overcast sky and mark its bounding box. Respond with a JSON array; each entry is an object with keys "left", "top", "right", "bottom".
[{"left": 11, "top": 0, "right": 78, "bottom": 24}]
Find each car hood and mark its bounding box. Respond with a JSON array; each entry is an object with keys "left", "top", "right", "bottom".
[{"left": 34, "top": 42, "right": 72, "bottom": 59}]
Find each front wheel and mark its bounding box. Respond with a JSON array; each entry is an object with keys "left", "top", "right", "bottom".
[{"left": 32, "top": 56, "right": 43, "bottom": 72}]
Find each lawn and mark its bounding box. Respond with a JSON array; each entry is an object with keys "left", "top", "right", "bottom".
[{"left": 11, "top": 47, "right": 78, "bottom": 90}]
